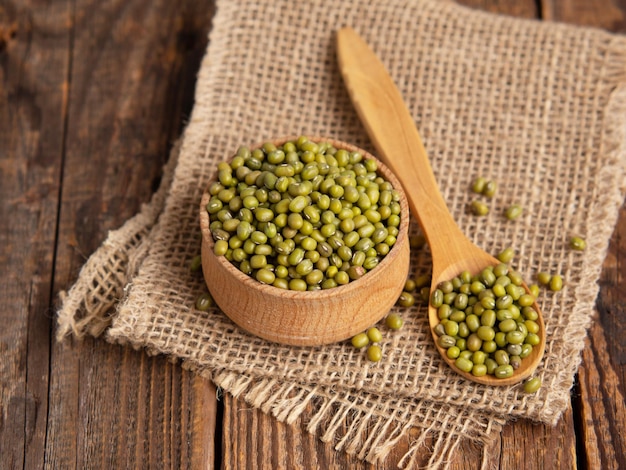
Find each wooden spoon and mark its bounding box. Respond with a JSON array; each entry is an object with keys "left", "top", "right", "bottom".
[{"left": 336, "top": 27, "right": 545, "bottom": 385}]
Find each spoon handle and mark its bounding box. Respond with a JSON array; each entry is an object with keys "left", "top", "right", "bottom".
[
  {"left": 336, "top": 27, "right": 473, "bottom": 263},
  {"left": 338, "top": 28, "right": 546, "bottom": 385}
]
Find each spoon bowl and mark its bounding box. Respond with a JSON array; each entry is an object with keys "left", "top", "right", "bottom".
[
  {"left": 426, "top": 242, "right": 546, "bottom": 386},
  {"left": 337, "top": 27, "right": 545, "bottom": 385}
]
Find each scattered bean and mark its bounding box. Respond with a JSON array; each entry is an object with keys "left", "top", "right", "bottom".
[
  {"left": 367, "top": 344, "right": 383, "bottom": 362},
  {"left": 523, "top": 377, "right": 542, "bottom": 393},
  {"left": 505, "top": 204, "right": 523, "bottom": 220},
  {"left": 195, "top": 292, "right": 215, "bottom": 311},
  {"left": 570, "top": 236, "right": 586, "bottom": 251},
  {"left": 470, "top": 200, "right": 490, "bottom": 216},
  {"left": 549, "top": 274, "right": 563, "bottom": 292},
  {"left": 189, "top": 254, "right": 203, "bottom": 272},
  {"left": 351, "top": 332, "right": 369, "bottom": 349},
  {"left": 385, "top": 313, "right": 404, "bottom": 330}
]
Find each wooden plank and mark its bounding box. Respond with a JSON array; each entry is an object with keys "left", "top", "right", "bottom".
[
  {"left": 0, "top": 1, "right": 71, "bottom": 468},
  {"left": 46, "top": 342, "right": 217, "bottom": 469},
  {"left": 455, "top": 0, "right": 539, "bottom": 17},
  {"left": 541, "top": 0, "right": 626, "bottom": 30},
  {"left": 576, "top": 208, "right": 626, "bottom": 470},
  {"left": 43, "top": 0, "right": 214, "bottom": 468},
  {"left": 191, "top": 375, "right": 218, "bottom": 470},
  {"left": 221, "top": 392, "right": 407, "bottom": 469}
]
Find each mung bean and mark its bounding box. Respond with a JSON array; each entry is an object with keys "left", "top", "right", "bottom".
[
  {"left": 569, "top": 236, "right": 586, "bottom": 251},
  {"left": 206, "top": 137, "right": 402, "bottom": 291},
  {"left": 523, "top": 377, "right": 542, "bottom": 393},
  {"left": 505, "top": 204, "right": 523, "bottom": 220},
  {"left": 431, "top": 262, "right": 541, "bottom": 379},
  {"left": 470, "top": 200, "right": 490, "bottom": 216},
  {"left": 195, "top": 292, "right": 215, "bottom": 311},
  {"left": 367, "top": 344, "right": 382, "bottom": 362}
]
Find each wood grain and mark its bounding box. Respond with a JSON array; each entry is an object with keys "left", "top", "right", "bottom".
[
  {"left": 576, "top": 205, "right": 626, "bottom": 470},
  {"left": 1, "top": 0, "right": 625, "bottom": 469},
  {"left": 540, "top": 3, "right": 626, "bottom": 469},
  {"left": 542, "top": 0, "right": 626, "bottom": 30},
  {"left": 0, "top": 1, "right": 70, "bottom": 467},
  {"left": 0, "top": 0, "right": 213, "bottom": 469}
]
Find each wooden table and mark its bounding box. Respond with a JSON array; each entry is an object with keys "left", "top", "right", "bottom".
[{"left": 2, "top": 1, "right": 625, "bottom": 468}]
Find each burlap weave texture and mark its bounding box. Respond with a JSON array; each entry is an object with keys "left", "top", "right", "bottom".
[{"left": 58, "top": 0, "right": 626, "bottom": 467}]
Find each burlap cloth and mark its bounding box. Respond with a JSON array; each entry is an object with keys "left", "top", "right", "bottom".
[{"left": 57, "top": 0, "right": 626, "bottom": 467}]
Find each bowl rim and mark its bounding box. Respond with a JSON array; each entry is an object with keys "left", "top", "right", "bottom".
[{"left": 199, "top": 135, "right": 411, "bottom": 300}]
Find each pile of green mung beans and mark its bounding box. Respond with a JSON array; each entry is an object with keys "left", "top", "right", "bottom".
[
  {"left": 470, "top": 176, "right": 525, "bottom": 221},
  {"left": 350, "top": 313, "right": 404, "bottom": 362},
  {"left": 205, "top": 137, "right": 402, "bottom": 291},
  {"left": 430, "top": 263, "right": 541, "bottom": 380}
]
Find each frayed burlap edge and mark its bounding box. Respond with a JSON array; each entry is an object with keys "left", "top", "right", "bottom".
[
  {"left": 55, "top": 139, "right": 181, "bottom": 341},
  {"left": 208, "top": 368, "right": 506, "bottom": 469},
  {"left": 53, "top": 134, "right": 506, "bottom": 470}
]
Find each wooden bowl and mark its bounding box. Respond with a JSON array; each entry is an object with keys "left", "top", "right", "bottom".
[{"left": 199, "top": 137, "right": 410, "bottom": 346}]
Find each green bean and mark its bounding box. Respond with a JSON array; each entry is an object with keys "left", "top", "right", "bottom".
[
  {"left": 525, "top": 333, "right": 541, "bottom": 346},
  {"left": 494, "top": 364, "right": 513, "bottom": 378},
  {"left": 289, "top": 278, "right": 308, "bottom": 291},
  {"left": 549, "top": 275, "right": 563, "bottom": 292},
  {"left": 523, "top": 377, "right": 542, "bottom": 393},
  {"left": 509, "top": 355, "right": 522, "bottom": 370},
  {"left": 470, "top": 200, "right": 489, "bottom": 216},
  {"left": 477, "top": 325, "right": 495, "bottom": 341},
  {"left": 449, "top": 309, "right": 465, "bottom": 323},
  {"left": 483, "top": 180, "right": 497, "bottom": 198},
  {"left": 445, "top": 321, "right": 460, "bottom": 337},
  {"left": 455, "top": 357, "right": 473, "bottom": 373},
  {"left": 520, "top": 343, "right": 533, "bottom": 358},
  {"left": 367, "top": 344, "right": 382, "bottom": 362},
  {"left": 529, "top": 284, "right": 540, "bottom": 298},
  {"left": 569, "top": 236, "right": 586, "bottom": 251},
  {"left": 438, "top": 335, "right": 457, "bottom": 348},
  {"left": 447, "top": 346, "right": 461, "bottom": 359},
  {"left": 537, "top": 272, "right": 551, "bottom": 285},
  {"left": 398, "top": 291, "right": 416, "bottom": 308},
  {"left": 351, "top": 332, "right": 369, "bottom": 349},
  {"left": 471, "top": 177, "right": 487, "bottom": 194},
  {"left": 485, "top": 358, "right": 498, "bottom": 375},
  {"left": 459, "top": 350, "right": 473, "bottom": 361},
  {"left": 255, "top": 268, "right": 275, "bottom": 285},
  {"left": 214, "top": 240, "right": 229, "bottom": 256},
  {"left": 195, "top": 292, "right": 214, "bottom": 311},
  {"left": 385, "top": 313, "right": 404, "bottom": 330},
  {"left": 505, "top": 204, "right": 523, "bottom": 220},
  {"left": 367, "top": 327, "right": 383, "bottom": 343},
  {"left": 497, "top": 247, "right": 515, "bottom": 264},
  {"left": 189, "top": 255, "right": 203, "bottom": 272}
]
